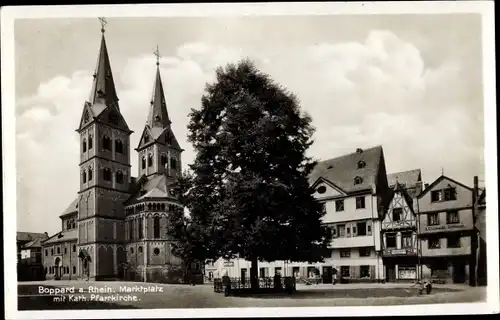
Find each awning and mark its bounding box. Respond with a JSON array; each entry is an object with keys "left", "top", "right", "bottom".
[{"left": 78, "top": 249, "right": 91, "bottom": 261}]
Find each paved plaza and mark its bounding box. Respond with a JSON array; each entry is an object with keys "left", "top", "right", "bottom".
[{"left": 17, "top": 280, "right": 486, "bottom": 310}]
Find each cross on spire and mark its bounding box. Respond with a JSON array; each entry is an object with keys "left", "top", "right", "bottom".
[
  {"left": 154, "top": 45, "right": 161, "bottom": 66},
  {"left": 98, "top": 17, "right": 108, "bottom": 33}
]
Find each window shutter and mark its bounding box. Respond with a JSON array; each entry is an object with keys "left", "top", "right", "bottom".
[
  {"left": 370, "top": 265, "right": 375, "bottom": 279},
  {"left": 349, "top": 265, "right": 355, "bottom": 278}
]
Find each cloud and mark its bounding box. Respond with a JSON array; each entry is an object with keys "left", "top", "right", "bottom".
[{"left": 16, "top": 30, "right": 484, "bottom": 235}]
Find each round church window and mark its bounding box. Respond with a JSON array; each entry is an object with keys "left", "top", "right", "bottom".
[
  {"left": 317, "top": 186, "right": 327, "bottom": 194},
  {"left": 153, "top": 248, "right": 160, "bottom": 255}
]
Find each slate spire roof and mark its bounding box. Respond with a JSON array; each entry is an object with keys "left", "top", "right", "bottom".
[
  {"left": 147, "top": 50, "right": 171, "bottom": 130},
  {"left": 88, "top": 29, "right": 119, "bottom": 109}
]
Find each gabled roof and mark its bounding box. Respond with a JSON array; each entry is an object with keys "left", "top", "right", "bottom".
[
  {"left": 59, "top": 198, "right": 78, "bottom": 218},
  {"left": 387, "top": 169, "right": 421, "bottom": 188},
  {"left": 393, "top": 181, "right": 414, "bottom": 208},
  {"left": 309, "top": 146, "right": 384, "bottom": 194},
  {"left": 22, "top": 237, "right": 45, "bottom": 249},
  {"left": 125, "top": 173, "right": 176, "bottom": 205},
  {"left": 418, "top": 175, "right": 473, "bottom": 199},
  {"left": 42, "top": 229, "right": 78, "bottom": 245},
  {"left": 147, "top": 66, "right": 171, "bottom": 129},
  {"left": 17, "top": 232, "right": 48, "bottom": 243}
]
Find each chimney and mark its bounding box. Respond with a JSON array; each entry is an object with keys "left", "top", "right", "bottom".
[
  {"left": 44, "top": 232, "right": 48, "bottom": 237},
  {"left": 473, "top": 176, "right": 479, "bottom": 197},
  {"left": 424, "top": 183, "right": 429, "bottom": 189},
  {"left": 356, "top": 148, "right": 363, "bottom": 154}
]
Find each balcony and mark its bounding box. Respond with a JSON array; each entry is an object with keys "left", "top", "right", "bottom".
[
  {"left": 382, "top": 247, "right": 417, "bottom": 257},
  {"left": 330, "top": 235, "right": 374, "bottom": 249}
]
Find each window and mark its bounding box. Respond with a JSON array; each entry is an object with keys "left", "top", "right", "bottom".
[
  {"left": 82, "top": 139, "right": 87, "bottom": 152},
  {"left": 170, "top": 158, "right": 177, "bottom": 170},
  {"left": 428, "top": 213, "right": 440, "bottom": 226},
  {"left": 386, "top": 234, "right": 397, "bottom": 248},
  {"left": 148, "top": 154, "right": 153, "bottom": 167},
  {"left": 166, "top": 132, "right": 172, "bottom": 144},
  {"left": 340, "top": 249, "right": 351, "bottom": 258},
  {"left": 444, "top": 187, "right": 456, "bottom": 201},
  {"left": 45, "top": 249, "right": 48, "bottom": 256},
  {"left": 102, "top": 136, "right": 111, "bottom": 151},
  {"left": 354, "top": 176, "right": 363, "bottom": 185},
  {"left": 142, "top": 156, "right": 146, "bottom": 169},
  {"left": 402, "top": 233, "right": 413, "bottom": 248},
  {"left": 367, "top": 225, "right": 371, "bottom": 233},
  {"left": 357, "top": 222, "right": 367, "bottom": 236},
  {"left": 130, "top": 247, "right": 134, "bottom": 254},
  {"left": 160, "top": 154, "right": 168, "bottom": 168},
  {"left": 51, "top": 248, "right": 54, "bottom": 255},
  {"left": 352, "top": 226, "right": 357, "bottom": 234},
  {"left": 82, "top": 171, "right": 87, "bottom": 183},
  {"left": 57, "top": 247, "right": 60, "bottom": 254},
  {"left": 84, "top": 111, "right": 89, "bottom": 122},
  {"left": 338, "top": 224, "right": 346, "bottom": 237},
  {"left": 335, "top": 200, "right": 344, "bottom": 212},
  {"left": 103, "top": 168, "right": 112, "bottom": 182},
  {"left": 360, "top": 265, "right": 370, "bottom": 278},
  {"left": 64, "top": 247, "right": 67, "bottom": 254},
  {"left": 358, "top": 161, "right": 366, "bottom": 169},
  {"left": 341, "top": 266, "right": 350, "bottom": 277},
  {"left": 116, "top": 171, "right": 124, "bottom": 184},
  {"left": 153, "top": 216, "right": 160, "bottom": 238},
  {"left": 138, "top": 246, "right": 143, "bottom": 253},
  {"left": 73, "top": 266, "right": 76, "bottom": 274},
  {"left": 115, "top": 140, "right": 123, "bottom": 154},
  {"left": 428, "top": 237, "right": 441, "bottom": 249},
  {"left": 73, "top": 245, "right": 76, "bottom": 253},
  {"left": 88, "top": 135, "right": 93, "bottom": 149},
  {"left": 446, "top": 211, "right": 460, "bottom": 224},
  {"left": 129, "top": 221, "right": 133, "bottom": 240},
  {"left": 346, "top": 227, "right": 351, "bottom": 236},
  {"left": 431, "top": 190, "right": 442, "bottom": 202},
  {"left": 393, "top": 208, "right": 403, "bottom": 221},
  {"left": 317, "top": 185, "right": 327, "bottom": 194},
  {"left": 138, "top": 218, "right": 143, "bottom": 239},
  {"left": 331, "top": 226, "right": 337, "bottom": 237},
  {"left": 356, "top": 196, "right": 365, "bottom": 209},
  {"left": 153, "top": 248, "right": 160, "bottom": 255},
  {"left": 447, "top": 235, "right": 461, "bottom": 248},
  {"left": 359, "top": 247, "right": 371, "bottom": 257},
  {"left": 88, "top": 167, "right": 93, "bottom": 181}
]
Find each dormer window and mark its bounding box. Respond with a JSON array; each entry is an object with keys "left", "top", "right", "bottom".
[
  {"left": 354, "top": 176, "right": 363, "bottom": 185},
  {"left": 357, "top": 161, "right": 366, "bottom": 169},
  {"left": 84, "top": 111, "right": 90, "bottom": 122},
  {"left": 144, "top": 134, "right": 150, "bottom": 144}
]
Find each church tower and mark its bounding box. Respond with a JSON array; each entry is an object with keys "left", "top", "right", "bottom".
[
  {"left": 135, "top": 47, "right": 183, "bottom": 180},
  {"left": 76, "top": 19, "right": 132, "bottom": 280}
]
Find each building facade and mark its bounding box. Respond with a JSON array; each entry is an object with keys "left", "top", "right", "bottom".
[
  {"left": 416, "top": 175, "right": 476, "bottom": 284},
  {"left": 473, "top": 176, "right": 487, "bottom": 286},
  {"left": 17, "top": 232, "right": 48, "bottom": 281},
  {"left": 41, "top": 23, "right": 199, "bottom": 282}
]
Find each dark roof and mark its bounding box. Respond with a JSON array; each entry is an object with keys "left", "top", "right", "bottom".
[
  {"left": 387, "top": 169, "right": 421, "bottom": 188},
  {"left": 309, "top": 146, "right": 384, "bottom": 194},
  {"left": 17, "top": 232, "right": 48, "bottom": 243},
  {"left": 22, "top": 237, "right": 45, "bottom": 249},
  {"left": 42, "top": 229, "right": 77, "bottom": 245},
  {"left": 125, "top": 173, "right": 177, "bottom": 205},
  {"left": 59, "top": 198, "right": 78, "bottom": 218},
  {"left": 418, "top": 175, "right": 473, "bottom": 199}
]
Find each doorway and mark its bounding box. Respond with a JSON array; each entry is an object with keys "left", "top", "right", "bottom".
[
  {"left": 322, "top": 266, "right": 333, "bottom": 284},
  {"left": 241, "top": 268, "right": 247, "bottom": 284},
  {"left": 54, "top": 257, "right": 61, "bottom": 280},
  {"left": 452, "top": 262, "right": 466, "bottom": 283},
  {"left": 386, "top": 264, "right": 396, "bottom": 282}
]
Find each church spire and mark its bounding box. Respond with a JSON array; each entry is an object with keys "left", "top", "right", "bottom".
[
  {"left": 88, "top": 17, "right": 119, "bottom": 109},
  {"left": 147, "top": 46, "right": 171, "bottom": 129}
]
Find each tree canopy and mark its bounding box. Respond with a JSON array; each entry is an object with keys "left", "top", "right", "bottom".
[{"left": 167, "top": 59, "right": 332, "bottom": 281}]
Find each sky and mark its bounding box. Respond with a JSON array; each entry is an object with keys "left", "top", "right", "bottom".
[{"left": 14, "top": 14, "right": 485, "bottom": 235}]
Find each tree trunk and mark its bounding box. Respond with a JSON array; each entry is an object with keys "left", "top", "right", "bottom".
[{"left": 250, "top": 257, "right": 259, "bottom": 290}]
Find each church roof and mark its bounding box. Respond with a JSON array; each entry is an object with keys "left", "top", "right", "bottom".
[
  {"left": 88, "top": 32, "right": 119, "bottom": 110},
  {"left": 387, "top": 169, "right": 421, "bottom": 188},
  {"left": 309, "top": 146, "right": 385, "bottom": 194},
  {"left": 125, "top": 173, "right": 176, "bottom": 205},
  {"left": 59, "top": 198, "right": 79, "bottom": 218},
  {"left": 147, "top": 66, "right": 171, "bottom": 129},
  {"left": 17, "top": 232, "right": 48, "bottom": 243},
  {"left": 42, "top": 229, "right": 78, "bottom": 245}
]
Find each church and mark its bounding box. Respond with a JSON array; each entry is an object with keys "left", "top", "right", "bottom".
[{"left": 41, "top": 20, "right": 201, "bottom": 283}]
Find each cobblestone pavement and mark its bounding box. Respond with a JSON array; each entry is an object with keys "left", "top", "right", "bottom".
[{"left": 18, "top": 280, "right": 486, "bottom": 309}]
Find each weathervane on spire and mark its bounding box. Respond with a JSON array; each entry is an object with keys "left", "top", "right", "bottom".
[
  {"left": 154, "top": 45, "right": 161, "bottom": 66},
  {"left": 98, "top": 17, "right": 108, "bottom": 33}
]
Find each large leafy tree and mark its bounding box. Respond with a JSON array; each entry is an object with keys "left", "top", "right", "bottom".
[{"left": 167, "top": 59, "right": 332, "bottom": 289}]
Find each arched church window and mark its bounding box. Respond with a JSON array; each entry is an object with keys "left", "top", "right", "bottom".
[
  {"left": 148, "top": 203, "right": 152, "bottom": 211},
  {"left": 82, "top": 170, "right": 87, "bottom": 183},
  {"left": 142, "top": 156, "right": 146, "bottom": 169},
  {"left": 138, "top": 218, "right": 143, "bottom": 239},
  {"left": 73, "top": 245, "right": 76, "bottom": 252},
  {"left": 128, "top": 221, "right": 133, "bottom": 240},
  {"left": 153, "top": 203, "right": 157, "bottom": 211},
  {"left": 358, "top": 161, "right": 366, "bottom": 169},
  {"left": 88, "top": 135, "right": 93, "bottom": 150},
  {"left": 170, "top": 158, "right": 177, "bottom": 170},
  {"left": 88, "top": 167, "right": 93, "bottom": 181},
  {"left": 103, "top": 168, "right": 112, "bottom": 182},
  {"left": 115, "top": 140, "right": 123, "bottom": 154},
  {"left": 116, "top": 171, "right": 124, "bottom": 184},
  {"left": 102, "top": 136, "right": 111, "bottom": 151},
  {"left": 161, "top": 204, "right": 165, "bottom": 211},
  {"left": 82, "top": 139, "right": 87, "bottom": 153},
  {"left": 160, "top": 154, "right": 168, "bottom": 167},
  {"left": 153, "top": 216, "right": 160, "bottom": 238},
  {"left": 148, "top": 154, "right": 153, "bottom": 167}
]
